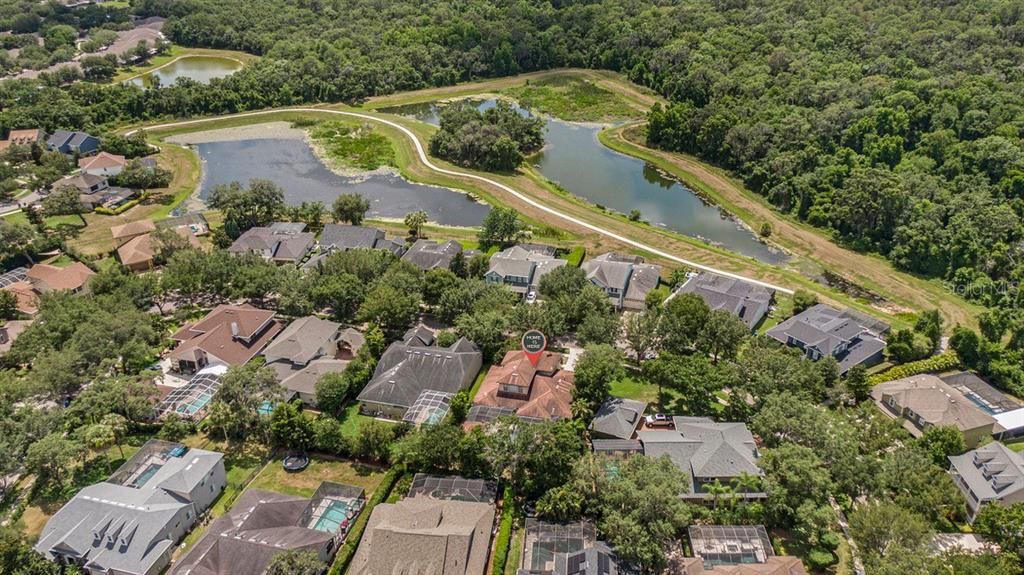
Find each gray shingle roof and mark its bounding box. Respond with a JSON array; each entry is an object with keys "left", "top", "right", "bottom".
[
  {"left": 675, "top": 272, "right": 775, "bottom": 329},
  {"left": 262, "top": 316, "right": 341, "bottom": 366},
  {"left": 949, "top": 442, "right": 1024, "bottom": 505},
  {"left": 228, "top": 224, "right": 314, "bottom": 263},
  {"left": 357, "top": 336, "right": 482, "bottom": 410},
  {"left": 35, "top": 441, "right": 224, "bottom": 575},
  {"left": 581, "top": 253, "right": 661, "bottom": 307},
  {"left": 765, "top": 304, "right": 887, "bottom": 374},
  {"left": 402, "top": 239, "right": 462, "bottom": 270},
  {"left": 638, "top": 417, "right": 761, "bottom": 494},
  {"left": 590, "top": 397, "right": 647, "bottom": 440},
  {"left": 319, "top": 224, "right": 406, "bottom": 255},
  {"left": 487, "top": 245, "right": 568, "bottom": 294}
]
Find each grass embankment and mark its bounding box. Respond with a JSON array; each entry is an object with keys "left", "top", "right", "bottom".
[
  {"left": 600, "top": 123, "right": 982, "bottom": 329},
  {"left": 114, "top": 45, "right": 257, "bottom": 83}
]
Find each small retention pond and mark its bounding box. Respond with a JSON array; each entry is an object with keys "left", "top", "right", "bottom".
[
  {"left": 184, "top": 125, "right": 490, "bottom": 227},
  {"left": 382, "top": 100, "right": 786, "bottom": 264},
  {"left": 128, "top": 55, "right": 242, "bottom": 87}
]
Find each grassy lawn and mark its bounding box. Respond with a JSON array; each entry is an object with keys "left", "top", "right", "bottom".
[
  {"left": 504, "top": 525, "right": 525, "bottom": 575},
  {"left": 337, "top": 403, "right": 392, "bottom": 439},
  {"left": 1005, "top": 439, "right": 1024, "bottom": 452},
  {"left": 248, "top": 456, "right": 387, "bottom": 499},
  {"left": 468, "top": 365, "right": 490, "bottom": 400},
  {"left": 609, "top": 376, "right": 659, "bottom": 406},
  {"left": 309, "top": 120, "right": 397, "bottom": 171},
  {"left": 501, "top": 75, "right": 643, "bottom": 122}
]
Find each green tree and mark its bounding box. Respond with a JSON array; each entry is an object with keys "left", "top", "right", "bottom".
[
  {"left": 915, "top": 425, "right": 966, "bottom": 467},
  {"left": 25, "top": 432, "right": 80, "bottom": 486},
  {"left": 208, "top": 179, "right": 285, "bottom": 233},
  {"left": 264, "top": 549, "right": 323, "bottom": 575},
  {"left": 332, "top": 192, "right": 370, "bottom": 225},
  {"left": 975, "top": 502, "right": 1024, "bottom": 557},
  {"left": 404, "top": 210, "right": 428, "bottom": 237},
  {"left": 845, "top": 364, "right": 870, "bottom": 403},
  {"left": 351, "top": 420, "right": 396, "bottom": 463},
  {"left": 100, "top": 413, "right": 129, "bottom": 460},
  {"left": 696, "top": 309, "right": 750, "bottom": 363},
  {"left": 0, "top": 220, "right": 38, "bottom": 264},
  {"left": 358, "top": 284, "right": 421, "bottom": 337},
  {"left": 455, "top": 310, "right": 509, "bottom": 362},
  {"left": 80, "top": 423, "right": 116, "bottom": 472},
  {"left": 849, "top": 502, "right": 932, "bottom": 569},
  {"left": 572, "top": 344, "right": 624, "bottom": 412},
  {"left": 792, "top": 290, "right": 819, "bottom": 315},
  {"left": 315, "top": 372, "right": 350, "bottom": 416},
  {"left": 270, "top": 402, "right": 314, "bottom": 450},
  {"left": 659, "top": 293, "right": 710, "bottom": 354},
  {"left": 158, "top": 413, "right": 194, "bottom": 442},
  {"left": 0, "top": 290, "right": 18, "bottom": 320},
  {"left": 621, "top": 309, "right": 662, "bottom": 364},
  {"left": 477, "top": 206, "right": 525, "bottom": 248},
  {"left": 41, "top": 186, "right": 87, "bottom": 226}
]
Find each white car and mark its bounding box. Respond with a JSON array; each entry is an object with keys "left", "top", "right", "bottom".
[{"left": 525, "top": 290, "right": 537, "bottom": 303}]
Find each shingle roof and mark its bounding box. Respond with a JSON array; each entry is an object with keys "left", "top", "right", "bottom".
[
  {"left": 26, "top": 262, "right": 94, "bottom": 292},
  {"left": 402, "top": 239, "right": 462, "bottom": 270},
  {"left": 765, "top": 303, "right": 886, "bottom": 373},
  {"left": 675, "top": 273, "right": 775, "bottom": 329},
  {"left": 262, "top": 316, "right": 341, "bottom": 365},
  {"left": 36, "top": 441, "right": 223, "bottom": 575},
  {"left": 170, "top": 489, "right": 334, "bottom": 575},
  {"left": 350, "top": 497, "right": 495, "bottom": 575},
  {"left": 227, "top": 224, "right": 314, "bottom": 263},
  {"left": 582, "top": 253, "right": 661, "bottom": 306},
  {"left": 111, "top": 219, "right": 157, "bottom": 240},
  {"left": 871, "top": 374, "right": 999, "bottom": 435},
  {"left": 275, "top": 358, "right": 349, "bottom": 398},
  {"left": 357, "top": 336, "right": 482, "bottom": 411},
  {"left": 79, "top": 151, "right": 127, "bottom": 171},
  {"left": 170, "top": 304, "right": 283, "bottom": 367},
  {"left": 590, "top": 397, "right": 647, "bottom": 440},
  {"left": 639, "top": 417, "right": 761, "bottom": 492}
]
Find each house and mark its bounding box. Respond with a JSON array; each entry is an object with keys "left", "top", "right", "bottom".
[
  {"left": 871, "top": 374, "right": 1000, "bottom": 447},
  {"left": 52, "top": 172, "right": 108, "bottom": 195},
  {"left": 349, "top": 496, "right": 495, "bottom": 575},
  {"left": 0, "top": 128, "right": 47, "bottom": 152},
  {"left": 581, "top": 253, "right": 661, "bottom": 310},
  {"left": 170, "top": 482, "right": 365, "bottom": 575},
  {"left": 590, "top": 397, "right": 647, "bottom": 440},
  {"left": 680, "top": 525, "right": 807, "bottom": 575},
  {"left": 948, "top": 441, "right": 1024, "bottom": 522},
  {"left": 168, "top": 304, "right": 284, "bottom": 373},
  {"left": 357, "top": 326, "right": 482, "bottom": 420},
  {"left": 402, "top": 239, "right": 463, "bottom": 271},
  {"left": 111, "top": 220, "right": 157, "bottom": 247},
  {"left": 673, "top": 272, "right": 776, "bottom": 330},
  {"left": 79, "top": 152, "right": 128, "bottom": 177},
  {"left": 116, "top": 228, "right": 199, "bottom": 272},
  {"left": 0, "top": 267, "right": 37, "bottom": 315},
  {"left": 765, "top": 304, "right": 888, "bottom": 375},
  {"left": 227, "top": 222, "right": 315, "bottom": 264},
  {"left": 262, "top": 316, "right": 361, "bottom": 405},
  {"left": 485, "top": 245, "right": 567, "bottom": 297},
  {"left": 518, "top": 521, "right": 634, "bottom": 575},
  {"left": 34, "top": 440, "right": 225, "bottom": 575},
  {"left": 639, "top": 417, "right": 764, "bottom": 501},
  {"left": 27, "top": 262, "right": 94, "bottom": 293},
  {"left": 471, "top": 350, "right": 575, "bottom": 421},
  {"left": 319, "top": 224, "right": 406, "bottom": 255},
  {"left": 155, "top": 213, "right": 209, "bottom": 237},
  {"left": 47, "top": 130, "right": 100, "bottom": 156}
]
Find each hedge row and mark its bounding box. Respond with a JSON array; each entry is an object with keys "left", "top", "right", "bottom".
[
  {"left": 867, "top": 352, "right": 962, "bottom": 386},
  {"left": 491, "top": 485, "right": 517, "bottom": 575},
  {"left": 328, "top": 467, "right": 401, "bottom": 575},
  {"left": 94, "top": 192, "right": 148, "bottom": 215}
]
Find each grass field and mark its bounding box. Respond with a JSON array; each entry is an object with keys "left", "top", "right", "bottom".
[
  {"left": 309, "top": 121, "right": 396, "bottom": 171},
  {"left": 248, "top": 456, "right": 387, "bottom": 498},
  {"left": 609, "top": 376, "right": 660, "bottom": 406}
]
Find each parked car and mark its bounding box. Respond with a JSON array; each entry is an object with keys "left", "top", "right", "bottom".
[
  {"left": 525, "top": 290, "right": 537, "bottom": 303},
  {"left": 645, "top": 413, "right": 672, "bottom": 427}
]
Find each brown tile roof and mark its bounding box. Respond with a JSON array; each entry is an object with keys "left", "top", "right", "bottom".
[
  {"left": 78, "top": 151, "right": 126, "bottom": 171},
  {"left": 2, "top": 281, "right": 38, "bottom": 315},
  {"left": 473, "top": 350, "right": 574, "bottom": 420},
  {"left": 170, "top": 304, "right": 284, "bottom": 366},
  {"left": 117, "top": 229, "right": 199, "bottom": 268},
  {"left": 5, "top": 129, "right": 44, "bottom": 145},
  {"left": 26, "top": 262, "right": 94, "bottom": 292},
  {"left": 110, "top": 219, "right": 157, "bottom": 240}
]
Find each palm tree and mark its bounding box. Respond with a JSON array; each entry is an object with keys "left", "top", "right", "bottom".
[
  {"left": 82, "top": 424, "right": 116, "bottom": 472},
  {"left": 705, "top": 479, "right": 731, "bottom": 510},
  {"left": 101, "top": 413, "right": 129, "bottom": 460},
  {"left": 404, "top": 210, "right": 428, "bottom": 238}
]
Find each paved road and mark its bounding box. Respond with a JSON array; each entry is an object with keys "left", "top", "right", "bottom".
[{"left": 134, "top": 108, "right": 795, "bottom": 295}]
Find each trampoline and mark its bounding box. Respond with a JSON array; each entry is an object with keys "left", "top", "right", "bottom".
[{"left": 283, "top": 453, "right": 310, "bottom": 472}]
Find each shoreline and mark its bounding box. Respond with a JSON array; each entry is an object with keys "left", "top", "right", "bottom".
[{"left": 121, "top": 54, "right": 245, "bottom": 83}]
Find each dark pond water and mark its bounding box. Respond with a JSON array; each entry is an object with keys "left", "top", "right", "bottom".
[
  {"left": 128, "top": 56, "right": 242, "bottom": 88},
  {"left": 195, "top": 138, "right": 490, "bottom": 226},
  {"left": 382, "top": 100, "right": 786, "bottom": 264}
]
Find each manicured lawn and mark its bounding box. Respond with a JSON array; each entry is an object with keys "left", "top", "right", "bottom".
[
  {"left": 609, "top": 376, "right": 660, "bottom": 406},
  {"left": 338, "top": 403, "right": 392, "bottom": 439},
  {"left": 248, "top": 456, "right": 387, "bottom": 499},
  {"left": 1006, "top": 439, "right": 1024, "bottom": 452}
]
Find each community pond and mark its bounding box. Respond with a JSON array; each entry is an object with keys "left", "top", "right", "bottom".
[
  {"left": 188, "top": 128, "right": 490, "bottom": 227},
  {"left": 128, "top": 56, "right": 243, "bottom": 88},
  {"left": 382, "top": 99, "right": 787, "bottom": 264}
]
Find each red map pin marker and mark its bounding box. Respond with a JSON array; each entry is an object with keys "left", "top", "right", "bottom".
[{"left": 521, "top": 330, "right": 547, "bottom": 367}]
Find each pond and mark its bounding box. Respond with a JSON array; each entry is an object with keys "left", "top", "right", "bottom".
[
  {"left": 195, "top": 138, "right": 490, "bottom": 227},
  {"left": 382, "top": 100, "right": 787, "bottom": 264},
  {"left": 128, "top": 56, "right": 243, "bottom": 88}
]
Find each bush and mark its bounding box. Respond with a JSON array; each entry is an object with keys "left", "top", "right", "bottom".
[
  {"left": 93, "top": 193, "right": 148, "bottom": 216},
  {"left": 867, "top": 351, "right": 962, "bottom": 386},
  {"left": 805, "top": 547, "right": 835, "bottom": 570},
  {"left": 491, "top": 485, "right": 517, "bottom": 575}
]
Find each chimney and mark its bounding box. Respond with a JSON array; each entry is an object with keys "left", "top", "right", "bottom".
[{"left": 230, "top": 322, "right": 239, "bottom": 338}]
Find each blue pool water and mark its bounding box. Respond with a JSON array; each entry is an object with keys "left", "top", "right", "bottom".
[
  {"left": 132, "top": 464, "right": 161, "bottom": 488},
  {"left": 313, "top": 500, "right": 352, "bottom": 533}
]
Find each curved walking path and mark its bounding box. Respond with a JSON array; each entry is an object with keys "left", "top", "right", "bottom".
[{"left": 133, "top": 108, "right": 793, "bottom": 295}]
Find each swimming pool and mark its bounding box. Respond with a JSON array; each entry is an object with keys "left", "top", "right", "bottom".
[
  {"left": 312, "top": 499, "right": 352, "bottom": 533},
  {"left": 176, "top": 393, "right": 213, "bottom": 415},
  {"left": 131, "top": 463, "right": 162, "bottom": 488}
]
